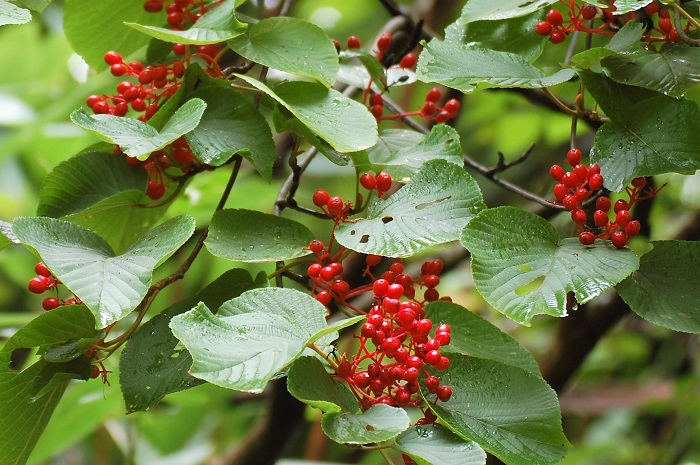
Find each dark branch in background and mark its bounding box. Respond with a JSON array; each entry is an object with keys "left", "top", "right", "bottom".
[{"left": 505, "top": 88, "right": 605, "bottom": 131}]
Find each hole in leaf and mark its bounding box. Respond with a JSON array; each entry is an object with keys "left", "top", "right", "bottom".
[
  {"left": 365, "top": 424, "right": 375, "bottom": 431},
  {"left": 360, "top": 234, "right": 370, "bottom": 243},
  {"left": 350, "top": 230, "right": 356, "bottom": 235},
  {"left": 515, "top": 275, "right": 545, "bottom": 296},
  {"left": 381, "top": 216, "right": 393, "bottom": 224},
  {"left": 517, "top": 264, "right": 533, "bottom": 272},
  {"left": 415, "top": 196, "right": 452, "bottom": 210}
]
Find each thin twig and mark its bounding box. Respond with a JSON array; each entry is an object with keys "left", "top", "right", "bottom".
[{"left": 485, "top": 144, "right": 536, "bottom": 176}]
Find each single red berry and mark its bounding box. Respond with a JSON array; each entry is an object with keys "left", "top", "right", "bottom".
[
  {"left": 173, "top": 43, "right": 187, "bottom": 56},
  {"left": 42, "top": 297, "right": 61, "bottom": 311},
  {"left": 566, "top": 148, "right": 582, "bottom": 166},
  {"left": 353, "top": 371, "right": 371, "bottom": 388},
  {"left": 573, "top": 164, "right": 588, "bottom": 184},
  {"left": 659, "top": 8, "right": 670, "bottom": 19},
  {"left": 562, "top": 194, "right": 579, "bottom": 211},
  {"left": 404, "top": 367, "right": 419, "bottom": 382},
  {"left": 394, "top": 388, "right": 411, "bottom": 406},
  {"left": 389, "top": 262, "right": 404, "bottom": 274},
  {"left": 553, "top": 183, "right": 568, "bottom": 201},
  {"left": 28, "top": 276, "right": 51, "bottom": 294},
  {"left": 35, "top": 262, "right": 52, "bottom": 277},
  {"left": 308, "top": 240, "right": 324, "bottom": 254},
  {"left": 437, "top": 385, "right": 453, "bottom": 402},
  {"left": 593, "top": 210, "right": 609, "bottom": 227},
  {"left": 366, "top": 254, "right": 382, "bottom": 267},
  {"left": 347, "top": 36, "right": 361, "bottom": 49},
  {"left": 588, "top": 164, "right": 601, "bottom": 176},
  {"left": 615, "top": 210, "right": 632, "bottom": 228},
  {"left": 370, "top": 104, "right": 383, "bottom": 119},
  {"left": 426, "top": 87, "right": 442, "bottom": 103},
  {"left": 386, "top": 283, "right": 404, "bottom": 299},
  {"left": 320, "top": 266, "right": 335, "bottom": 282},
  {"left": 377, "top": 32, "right": 392, "bottom": 54},
  {"left": 575, "top": 187, "right": 590, "bottom": 203},
  {"left": 546, "top": 9, "right": 564, "bottom": 26},
  {"left": 316, "top": 290, "right": 332, "bottom": 305},
  {"left": 312, "top": 189, "right": 330, "bottom": 208},
  {"left": 326, "top": 196, "right": 344, "bottom": 216},
  {"left": 589, "top": 173, "right": 604, "bottom": 191},
  {"left": 421, "top": 259, "right": 444, "bottom": 276},
  {"left": 110, "top": 63, "right": 128, "bottom": 77},
  {"left": 631, "top": 177, "right": 647, "bottom": 188},
  {"left": 146, "top": 180, "right": 165, "bottom": 200},
  {"left": 549, "top": 30, "right": 566, "bottom": 44},
  {"left": 571, "top": 209, "right": 586, "bottom": 225},
  {"left": 104, "top": 51, "right": 122, "bottom": 65},
  {"left": 373, "top": 278, "right": 390, "bottom": 297},
  {"left": 645, "top": 2, "right": 659, "bottom": 16},
  {"left": 581, "top": 4, "right": 597, "bottom": 20},
  {"left": 423, "top": 274, "right": 440, "bottom": 289},
  {"left": 596, "top": 196, "right": 612, "bottom": 212},
  {"left": 562, "top": 172, "right": 578, "bottom": 189},
  {"left": 435, "top": 356, "right": 450, "bottom": 371},
  {"left": 361, "top": 322, "right": 377, "bottom": 338},
  {"left": 167, "top": 11, "right": 184, "bottom": 26},
  {"left": 435, "top": 110, "right": 450, "bottom": 123},
  {"left": 376, "top": 172, "right": 392, "bottom": 193},
  {"left": 399, "top": 53, "right": 417, "bottom": 68},
  {"left": 143, "top": 0, "right": 163, "bottom": 12},
  {"left": 625, "top": 220, "right": 641, "bottom": 237},
  {"left": 172, "top": 60, "right": 186, "bottom": 78},
  {"left": 138, "top": 67, "right": 154, "bottom": 84},
  {"left": 535, "top": 21, "right": 553, "bottom": 36},
  {"left": 145, "top": 103, "right": 159, "bottom": 119},
  {"left": 131, "top": 98, "right": 147, "bottom": 112},
  {"left": 424, "top": 375, "right": 440, "bottom": 394},
  {"left": 658, "top": 17, "right": 672, "bottom": 33},
  {"left": 443, "top": 99, "right": 460, "bottom": 117},
  {"left": 369, "top": 93, "right": 384, "bottom": 106},
  {"left": 611, "top": 230, "right": 628, "bottom": 248},
  {"left": 550, "top": 165, "right": 565, "bottom": 181},
  {"left": 614, "top": 199, "right": 629, "bottom": 213},
  {"left": 424, "top": 288, "right": 439, "bottom": 302},
  {"left": 435, "top": 331, "right": 450, "bottom": 346},
  {"left": 382, "top": 337, "right": 401, "bottom": 356},
  {"left": 420, "top": 101, "right": 436, "bottom": 117},
  {"left": 579, "top": 231, "right": 595, "bottom": 245},
  {"left": 114, "top": 102, "right": 129, "bottom": 117},
  {"left": 307, "top": 263, "right": 322, "bottom": 279},
  {"left": 331, "top": 280, "right": 350, "bottom": 295},
  {"left": 396, "top": 308, "right": 416, "bottom": 327}
]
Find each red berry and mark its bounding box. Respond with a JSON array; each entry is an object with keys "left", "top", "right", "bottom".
[
  {"left": 353, "top": 371, "right": 371, "bottom": 388},
  {"left": 435, "top": 331, "right": 451, "bottom": 346},
  {"left": 145, "top": 103, "right": 159, "bottom": 119},
  {"left": 331, "top": 280, "right": 350, "bottom": 295},
  {"left": 399, "top": 53, "right": 417, "bottom": 68},
  {"left": 396, "top": 308, "right": 416, "bottom": 327},
  {"left": 421, "top": 259, "right": 444, "bottom": 276},
  {"left": 307, "top": 263, "right": 322, "bottom": 279},
  {"left": 146, "top": 180, "right": 165, "bottom": 200},
  {"left": 424, "top": 288, "right": 439, "bottom": 302},
  {"left": 579, "top": 231, "right": 595, "bottom": 245},
  {"left": 588, "top": 164, "right": 601, "bottom": 176},
  {"left": 361, "top": 322, "right": 377, "bottom": 338},
  {"left": 370, "top": 104, "right": 383, "bottom": 119},
  {"left": 366, "top": 254, "right": 382, "bottom": 267},
  {"left": 546, "top": 9, "right": 564, "bottom": 26},
  {"left": 309, "top": 240, "right": 324, "bottom": 254},
  {"left": 566, "top": 148, "right": 582, "bottom": 166},
  {"left": 373, "top": 279, "right": 390, "bottom": 297},
  {"left": 550, "top": 165, "right": 565, "bottom": 181},
  {"left": 376, "top": 172, "right": 392, "bottom": 193},
  {"left": 320, "top": 266, "right": 335, "bottom": 282},
  {"left": 614, "top": 199, "right": 629, "bottom": 213},
  {"left": 104, "top": 51, "right": 122, "bottom": 65},
  {"left": 553, "top": 183, "right": 568, "bottom": 201},
  {"left": 312, "top": 189, "right": 330, "bottom": 207},
  {"left": 443, "top": 99, "right": 460, "bottom": 117},
  {"left": 435, "top": 110, "right": 450, "bottom": 123},
  {"left": 35, "top": 262, "right": 52, "bottom": 277},
  {"left": 347, "top": 36, "right": 361, "bottom": 49},
  {"left": 316, "top": 290, "right": 332, "bottom": 305},
  {"left": 436, "top": 385, "right": 453, "bottom": 402},
  {"left": 575, "top": 188, "right": 590, "bottom": 203},
  {"left": 658, "top": 8, "right": 670, "bottom": 19},
  {"left": 369, "top": 93, "right": 383, "bottom": 106},
  {"left": 172, "top": 60, "right": 185, "bottom": 78},
  {"left": 535, "top": 21, "right": 553, "bottom": 36},
  {"left": 571, "top": 209, "right": 586, "bottom": 225},
  {"left": 589, "top": 173, "right": 604, "bottom": 191},
  {"left": 615, "top": 210, "right": 632, "bottom": 228},
  {"left": 645, "top": 2, "right": 659, "bottom": 16},
  {"left": 562, "top": 194, "right": 579, "bottom": 211},
  {"left": 382, "top": 337, "right": 401, "bottom": 356},
  {"left": 426, "top": 87, "right": 442, "bottom": 103},
  {"left": 435, "top": 356, "right": 450, "bottom": 371},
  {"left": 420, "top": 101, "right": 436, "bottom": 117},
  {"left": 596, "top": 196, "right": 612, "bottom": 212},
  {"left": 611, "top": 230, "right": 628, "bottom": 249},
  {"left": 574, "top": 164, "right": 588, "bottom": 184},
  {"left": 424, "top": 375, "right": 440, "bottom": 394},
  {"left": 394, "top": 388, "right": 411, "bottom": 406},
  {"left": 28, "top": 276, "right": 50, "bottom": 294},
  {"left": 389, "top": 262, "right": 404, "bottom": 274},
  {"left": 42, "top": 297, "right": 60, "bottom": 311},
  {"left": 562, "top": 172, "right": 578, "bottom": 189},
  {"left": 167, "top": 11, "right": 183, "bottom": 26},
  {"left": 377, "top": 32, "right": 392, "bottom": 54},
  {"left": 326, "top": 196, "right": 344, "bottom": 216},
  {"left": 173, "top": 43, "right": 187, "bottom": 56},
  {"left": 423, "top": 274, "right": 440, "bottom": 289},
  {"left": 550, "top": 31, "right": 566, "bottom": 44},
  {"left": 625, "top": 220, "right": 641, "bottom": 237},
  {"left": 110, "top": 63, "right": 128, "bottom": 77},
  {"left": 138, "top": 67, "right": 154, "bottom": 84},
  {"left": 131, "top": 98, "right": 147, "bottom": 112},
  {"left": 631, "top": 177, "right": 647, "bottom": 188},
  {"left": 143, "top": 0, "right": 163, "bottom": 12},
  {"left": 581, "top": 4, "right": 597, "bottom": 20},
  {"left": 594, "top": 210, "right": 609, "bottom": 227},
  {"left": 658, "top": 17, "right": 672, "bottom": 33}
]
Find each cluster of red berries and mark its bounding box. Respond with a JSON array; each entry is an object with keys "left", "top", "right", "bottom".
[
  {"left": 360, "top": 171, "right": 393, "bottom": 198},
  {"left": 312, "top": 190, "right": 354, "bottom": 221},
  {"left": 86, "top": 51, "right": 186, "bottom": 121},
  {"left": 371, "top": 87, "right": 460, "bottom": 123},
  {"left": 535, "top": 1, "right": 681, "bottom": 45},
  {"left": 340, "top": 34, "right": 417, "bottom": 70},
  {"left": 27, "top": 262, "right": 82, "bottom": 310}
]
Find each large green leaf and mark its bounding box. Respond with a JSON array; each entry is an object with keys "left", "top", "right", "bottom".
[
  {"left": 70, "top": 98, "right": 207, "bottom": 159},
  {"left": 0, "top": 363, "right": 69, "bottom": 465},
  {"left": 185, "top": 86, "right": 276, "bottom": 180},
  {"left": 205, "top": 209, "right": 314, "bottom": 262},
  {"left": 13, "top": 215, "right": 196, "bottom": 328},
  {"left": 0, "top": 0, "right": 31, "bottom": 26},
  {"left": 394, "top": 425, "right": 487, "bottom": 465},
  {"left": 426, "top": 301, "right": 541, "bottom": 375},
  {"left": 0, "top": 219, "right": 18, "bottom": 251},
  {"left": 37, "top": 150, "right": 147, "bottom": 218},
  {"left": 335, "top": 160, "right": 486, "bottom": 258},
  {"left": 461, "top": 207, "right": 639, "bottom": 325},
  {"left": 590, "top": 96, "right": 700, "bottom": 191},
  {"left": 126, "top": 0, "right": 246, "bottom": 45},
  {"left": 427, "top": 356, "right": 569, "bottom": 465},
  {"left": 365, "top": 125, "right": 464, "bottom": 179},
  {"left": 236, "top": 74, "right": 377, "bottom": 153},
  {"left": 287, "top": 356, "right": 359, "bottom": 414},
  {"left": 121, "top": 269, "right": 262, "bottom": 413},
  {"left": 602, "top": 43, "right": 700, "bottom": 98},
  {"left": 321, "top": 404, "right": 410, "bottom": 445},
  {"left": 228, "top": 16, "right": 338, "bottom": 87},
  {"left": 169, "top": 287, "right": 339, "bottom": 392},
  {"left": 457, "top": 0, "right": 558, "bottom": 25},
  {"left": 618, "top": 241, "right": 700, "bottom": 333},
  {"left": 63, "top": 0, "right": 163, "bottom": 69},
  {"left": 417, "top": 41, "right": 575, "bottom": 94},
  {"left": 612, "top": 0, "right": 654, "bottom": 14},
  {"left": 577, "top": 68, "right": 660, "bottom": 122}
]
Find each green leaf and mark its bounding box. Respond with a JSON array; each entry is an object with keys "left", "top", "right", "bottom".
[
  {"left": 395, "top": 424, "right": 487, "bottom": 465},
  {"left": 70, "top": 98, "right": 207, "bottom": 159},
  {"left": 0, "top": 0, "right": 31, "bottom": 26},
  {"left": 577, "top": 69, "right": 659, "bottom": 121},
  {"left": 590, "top": 96, "right": 700, "bottom": 191},
  {"left": 126, "top": 0, "right": 246, "bottom": 45},
  {"left": 169, "top": 287, "right": 336, "bottom": 392},
  {"left": 569, "top": 22, "right": 644, "bottom": 69},
  {"left": 228, "top": 16, "right": 339, "bottom": 87},
  {"left": 612, "top": 0, "right": 654, "bottom": 14},
  {"left": 426, "top": 301, "right": 541, "bottom": 375},
  {"left": 366, "top": 125, "right": 464, "bottom": 179},
  {"left": 0, "top": 362, "right": 69, "bottom": 465},
  {"left": 0, "top": 219, "right": 18, "bottom": 251},
  {"left": 457, "top": 0, "right": 558, "bottom": 23},
  {"left": 185, "top": 86, "right": 276, "bottom": 180},
  {"left": 37, "top": 150, "right": 147, "bottom": 218},
  {"left": 335, "top": 160, "right": 486, "bottom": 258},
  {"left": 427, "top": 356, "right": 568, "bottom": 465},
  {"left": 445, "top": 11, "right": 546, "bottom": 63},
  {"left": 121, "top": 269, "right": 261, "bottom": 413},
  {"left": 63, "top": 0, "right": 163, "bottom": 69},
  {"left": 0, "top": 305, "right": 98, "bottom": 371},
  {"left": 236, "top": 74, "right": 378, "bottom": 152},
  {"left": 417, "top": 41, "right": 575, "bottom": 94},
  {"left": 322, "top": 404, "right": 410, "bottom": 445},
  {"left": 11, "top": 0, "right": 50, "bottom": 12},
  {"left": 287, "top": 356, "right": 359, "bottom": 414},
  {"left": 13, "top": 215, "right": 196, "bottom": 329},
  {"left": 617, "top": 241, "right": 700, "bottom": 333},
  {"left": 336, "top": 55, "right": 416, "bottom": 90},
  {"left": 205, "top": 209, "right": 314, "bottom": 262},
  {"left": 461, "top": 207, "right": 639, "bottom": 325},
  {"left": 602, "top": 43, "right": 700, "bottom": 98}
]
